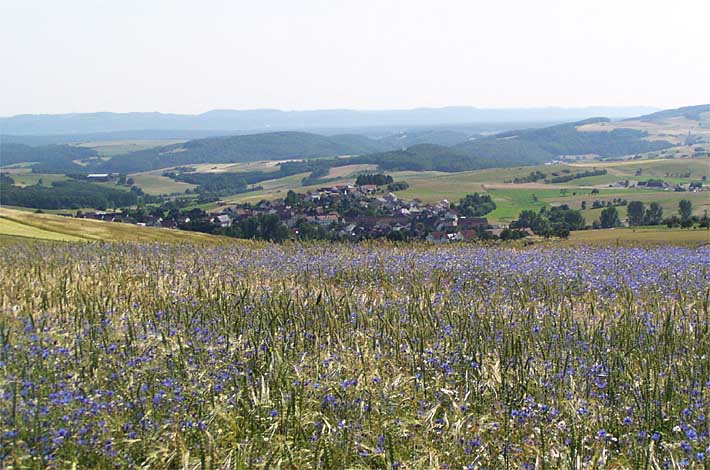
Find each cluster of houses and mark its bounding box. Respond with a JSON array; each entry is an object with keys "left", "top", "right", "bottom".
[
  {"left": 209, "top": 184, "right": 503, "bottom": 242},
  {"left": 63, "top": 210, "right": 182, "bottom": 229},
  {"left": 58, "top": 183, "right": 520, "bottom": 242}
]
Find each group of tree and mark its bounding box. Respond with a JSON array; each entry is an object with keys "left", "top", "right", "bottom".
[
  {"left": 355, "top": 173, "right": 393, "bottom": 186},
  {"left": 603, "top": 199, "right": 707, "bottom": 229},
  {"left": 589, "top": 198, "right": 627, "bottom": 209},
  {"left": 0, "top": 173, "right": 15, "bottom": 185},
  {"left": 0, "top": 180, "right": 139, "bottom": 210},
  {"left": 453, "top": 193, "right": 496, "bottom": 217},
  {"left": 545, "top": 169, "right": 607, "bottom": 184},
  {"left": 386, "top": 181, "right": 410, "bottom": 191},
  {"left": 663, "top": 200, "right": 709, "bottom": 228},
  {"left": 511, "top": 170, "right": 546, "bottom": 184},
  {"left": 182, "top": 211, "right": 289, "bottom": 242},
  {"left": 510, "top": 205, "right": 585, "bottom": 238},
  {"left": 218, "top": 214, "right": 289, "bottom": 242},
  {"left": 626, "top": 201, "right": 664, "bottom": 226}
]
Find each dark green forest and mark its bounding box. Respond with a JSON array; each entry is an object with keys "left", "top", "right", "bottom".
[
  {"left": 0, "top": 181, "right": 139, "bottom": 210},
  {"left": 1, "top": 143, "right": 97, "bottom": 173}
]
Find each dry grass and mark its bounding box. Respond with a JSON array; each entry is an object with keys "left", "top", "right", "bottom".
[
  {"left": 576, "top": 117, "right": 710, "bottom": 145},
  {"left": 326, "top": 164, "right": 378, "bottom": 178},
  {"left": 568, "top": 226, "right": 710, "bottom": 245},
  {"left": 0, "top": 207, "right": 239, "bottom": 244},
  {"left": 0, "top": 217, "right": 86, "bottom": 242}
]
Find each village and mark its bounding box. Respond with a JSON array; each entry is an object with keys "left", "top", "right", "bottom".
[{"left": 65, "top": 181, "right": 525, "bottom": 243}]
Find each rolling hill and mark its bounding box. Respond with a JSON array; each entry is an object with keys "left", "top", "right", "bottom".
[
  {"left": 0, "top": 207, "right": 239, "bottom": 244},
  {"left": 0, "top": 132, "right": 392, "bottom": 174},
  {"left": 95, "top": 132, "right": 392, "bottom": 173},
  {"left": 454, "top": 118, "right": 675, "bottom": 162},
  {"left": 345, "top": 144, "right": 495, "bottom": 172},
  {"left": 2, "top": 104, "right": 706, "bottom": 191},
  {"left": 309, "top": 115, "right": 686, "bottom": 174}
]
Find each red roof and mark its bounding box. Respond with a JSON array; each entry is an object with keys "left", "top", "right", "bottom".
[{"left": 461, "top": 230, "right": 478, "bottom": 240}]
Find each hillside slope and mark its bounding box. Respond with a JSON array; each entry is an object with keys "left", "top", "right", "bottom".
[{"left": 0, "top": 208, "right": 238, "bottom": 244}]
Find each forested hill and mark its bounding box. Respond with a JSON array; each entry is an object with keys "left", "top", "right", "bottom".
[
  {"left": 453, "top": 118, "right": 674, "bottom": 163},
  {"left": 345, "top": 144, "right": 495, "bottom": 172},
  {"left": 635, "top": 104, "right": 710, "bottom": 122},
  {"left": 331, "top": 118, "right": 675, "bottom": 173},
  {"left": 96, "top": 132, "right": 390, "bottom": 173},
  {"left": 0, "top": 143, "right": 99, "bottom": 173},
  {"left": 1, "top": 106, "right": 698, "bottom": 175},
  {"left": 87, "top": 116, "right": 680, "bottom": 174}
]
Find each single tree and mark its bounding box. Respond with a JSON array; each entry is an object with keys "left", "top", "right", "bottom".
[
  {"left": 284, "top": 190, "right": 299, "bottom": 206},
  {"left": 643, "top": 202, "right": 663, "bottom": 225},
  {"left": 599, "top": 206, "right": 620, "bottom": 228},
  {"left": 679, "top": 199, "right": 692, "bottom": 221},
  {"left": 627, "top": 201, "right": 645, "bottom": 226}
]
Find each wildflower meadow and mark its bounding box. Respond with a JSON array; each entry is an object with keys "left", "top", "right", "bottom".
[{"left": 1, "top": 242, "right": 709, "bottom": 469}]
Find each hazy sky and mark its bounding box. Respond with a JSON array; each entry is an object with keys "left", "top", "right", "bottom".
[{"left": 1, "top": 0, "right": 708, "bottom": 116}]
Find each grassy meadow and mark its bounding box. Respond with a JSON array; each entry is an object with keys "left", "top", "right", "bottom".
[
  {"left": 0, "top": 241, "right": 708, "bottom": 468},
  {"left": 128, "top": 173, "right": 198, "bottom": 196}
]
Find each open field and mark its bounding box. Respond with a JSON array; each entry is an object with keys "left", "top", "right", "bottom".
[
  {"left": 0, "top": 205, "right": 103, "bottom": 216},
  {"left": 0, "top": 162, "right": 37, "bottom": 170},
  {"left": 0, "top": 208, "right": 236, "bottom": 244},
  {"left": 543, "top": 189, "right": 710, "bottom": 224},
  {"left": 74, "top": 139, "right": 186, "bottom": 157},
  {"left": 1, "top": 242, "right": 708, "bottom": 467},
  {"left": 186, "top": 161, "right": 284, "bottom": 173},
  {"left": 576, "top": 113, "right": 710, "bottom": 144},
  {"left": 3, "top": 170, "right": 70, "bottom": 187},
  {"left": 129, "top": 173, "right": 198, "bottom": 195},
  {"left": 325, "top": 164, "right": 378, "bottom": 178},
  {"left": 0, "top": 217, "right": 86, "bottom": 241},
  {"left": 568, "top": 226, "right": 710, "bottom": 245},
  {"left": 569, "top": 155, "right": 709, "bottom": 181}
]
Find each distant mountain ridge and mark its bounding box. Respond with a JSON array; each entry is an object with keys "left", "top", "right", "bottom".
[{"left": 0, "top": 106, "right": 659, "bottom": 135}]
